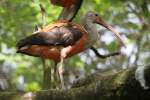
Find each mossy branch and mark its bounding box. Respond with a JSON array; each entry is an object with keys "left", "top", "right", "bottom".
[{"left": 0, "top": 65, "right": 150, "bottom": 100}]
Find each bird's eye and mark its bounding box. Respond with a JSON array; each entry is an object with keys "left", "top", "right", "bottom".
[{"left": 95, "top": 14, "right": 98, "bottom": 16}]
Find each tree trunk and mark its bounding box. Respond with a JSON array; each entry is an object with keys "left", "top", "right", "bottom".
[
  {"left": 0, "top": 65, "right": 150, "bottom": 100},
  {"left": 42, "top": 59, "right": 51, "bottom": 89}
]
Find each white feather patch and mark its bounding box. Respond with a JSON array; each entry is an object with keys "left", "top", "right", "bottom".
[
  {"left": 19, "top": 46, "right": 30, "bottom": 50},
  {"left": 135, "top": 66, "right": 149, "bottom": 89}
]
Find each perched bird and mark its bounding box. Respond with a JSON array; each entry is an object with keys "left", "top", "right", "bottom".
[{"left": 17, "top": 11, "right": 126, "bottom": 89}]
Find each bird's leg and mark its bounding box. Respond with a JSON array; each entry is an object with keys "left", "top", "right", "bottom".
[
  {"left": 90, "top": 46, "right": 120, "bottom": 58},
  {"left": 53, "top": 61, "right": 59, "bottom": 89},
  {"left": 58, "top": 46, "right": 72, "bottom": 89},
  {"left": 59, "top": 55, "right": 65, "bottom": 89}
]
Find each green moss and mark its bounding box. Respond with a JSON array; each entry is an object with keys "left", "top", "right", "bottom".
[
  {"left": 0, "top": 92, "right": 22, "bottom": 100},
  {"left": 113, "top": 69, "right": 131, "bottom": 85}
]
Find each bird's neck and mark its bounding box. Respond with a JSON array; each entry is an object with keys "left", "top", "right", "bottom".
[{"left": 82, "top": 20, "right": 99, "bottom": 47}]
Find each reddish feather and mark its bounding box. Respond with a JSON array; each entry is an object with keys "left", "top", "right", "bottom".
[{"left": 50, "top": 0, "right": 77, "bottom": 7}]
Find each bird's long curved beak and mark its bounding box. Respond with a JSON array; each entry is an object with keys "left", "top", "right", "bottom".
[{"left": 96, "top": 18, "right": 126, "bottom": 47}]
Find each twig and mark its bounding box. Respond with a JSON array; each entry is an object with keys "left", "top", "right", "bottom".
[
  {"left": 39, "top": 3, "right": 46, "bottom": 26},
  {"left": 90, "top": 46, "right": 120, "bottom": 59}
]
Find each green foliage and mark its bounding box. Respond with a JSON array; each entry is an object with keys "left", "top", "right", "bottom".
[{"left": 25, "top": 82, "right": 41, "bottom": 92}]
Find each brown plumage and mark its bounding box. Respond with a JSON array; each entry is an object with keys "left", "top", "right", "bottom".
[{"left": 17, "top": 20, "right": 87, "bottom": 62}]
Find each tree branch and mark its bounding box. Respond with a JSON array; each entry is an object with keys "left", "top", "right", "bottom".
[
  {"left": 1, "top": 65, "right": 150, "bottom": 100},
  {"left": 90, "top": 46, "right": 120, "bottom": 58}
]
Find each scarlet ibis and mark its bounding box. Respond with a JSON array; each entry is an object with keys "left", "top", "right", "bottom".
[
  {"left": 50, "top": 0, "right": 83, "bottom": 21},
  {"left": 17, "top": 11, "right": 126, "bottom": 89}
]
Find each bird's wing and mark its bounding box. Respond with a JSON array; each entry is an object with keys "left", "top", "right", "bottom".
[{"left": 17, "top": 22, "right": 83, "bottom": 49}]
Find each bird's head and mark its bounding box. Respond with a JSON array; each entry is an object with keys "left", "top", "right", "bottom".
[{"left": 84, "top": 11, "right": 126, "bottom": 47}]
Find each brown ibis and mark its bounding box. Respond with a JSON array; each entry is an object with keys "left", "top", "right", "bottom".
[{"left": 17, "top": 11, "right": 126, "bottom": 89}]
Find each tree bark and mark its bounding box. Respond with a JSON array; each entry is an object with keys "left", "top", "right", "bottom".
[
  {"left": 42, "top": 59, "right": 51, "bottom": 89},
  {"left": 0, "top": 65, "right": 150, "bottom": 100}
]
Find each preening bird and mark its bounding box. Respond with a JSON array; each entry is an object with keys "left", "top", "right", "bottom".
[{"left": 17, "top": 11, "right": 126, "bottom": 89}]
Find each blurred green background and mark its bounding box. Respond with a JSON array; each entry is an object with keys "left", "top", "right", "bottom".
[{"left": 0, "top": 0, "right": 149, "bottom": 91}]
